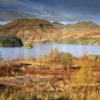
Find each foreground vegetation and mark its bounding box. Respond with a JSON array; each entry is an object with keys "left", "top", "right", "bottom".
[
  {"left": 0, "top": 84, "right": 100, "bottom": 100},
  {"left": 0, "top": 49, "right": 100, "bottom": 100}
]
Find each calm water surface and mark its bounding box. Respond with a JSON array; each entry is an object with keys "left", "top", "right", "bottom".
[{"left": 0, "top": 44, "right": 100, "bottom": 60}]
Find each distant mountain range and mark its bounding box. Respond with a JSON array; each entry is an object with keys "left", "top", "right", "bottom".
[{"left": 0, "top": 19, "right": 100, "bottom": 45}]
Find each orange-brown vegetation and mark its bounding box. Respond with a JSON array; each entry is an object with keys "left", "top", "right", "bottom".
[{"left": 0, "top": 50, "right": 100, "bottom": 99}]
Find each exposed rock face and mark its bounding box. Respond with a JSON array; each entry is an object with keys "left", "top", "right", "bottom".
[{"left": 0, "top": 36, "right": 23, "bottom": 47}]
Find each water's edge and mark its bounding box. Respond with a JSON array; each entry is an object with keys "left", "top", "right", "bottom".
[{"left": 0, "top": 44, "right": 100, "bottom": 60}]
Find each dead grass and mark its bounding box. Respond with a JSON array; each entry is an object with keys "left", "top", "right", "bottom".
[{"left": 0, "top": 52, "right": 100, "bottom": 100}]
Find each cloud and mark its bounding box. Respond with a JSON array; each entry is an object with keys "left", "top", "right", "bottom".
[{"left": 0, "top": 0, "right": 100, "bottom": 23}]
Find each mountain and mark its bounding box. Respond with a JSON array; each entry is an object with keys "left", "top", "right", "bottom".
[
  {"left": 0, "top": 19, "right": 100, "bottom": 45},
  {"left": 64, "top": 21, "right": 99, "bottom": 32},
  {"left": 0, "top": 19, "right": 54, "bottom": 34},
  {"left": 51, "top": 22, "right": 65, "bottom": 29}
]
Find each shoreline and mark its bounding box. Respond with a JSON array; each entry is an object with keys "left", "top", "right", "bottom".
[{"left": 0, "top": 42, "right": 100, "bottom": 48}]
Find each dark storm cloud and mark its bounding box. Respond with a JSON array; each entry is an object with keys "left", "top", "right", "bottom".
[
  {"left": 22, "top": 0, "right": 100, "bottom": 15},
  {"left": 0, "top": 0, "right": 100, "bottom": 23}
]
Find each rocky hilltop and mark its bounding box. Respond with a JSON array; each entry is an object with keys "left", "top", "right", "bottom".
[{"left": 0, "top": 19, "right": 100, "bottom": 45}]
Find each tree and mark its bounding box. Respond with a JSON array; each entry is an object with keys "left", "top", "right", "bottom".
[
  {"left": 64, "top": 53, "right": 73, "bottom": 71},
  {"left": 47, "top": 48, "right": 60, "bottom": 62},
  {"left": 0, "top": 51, "right": 2, "bottom": 60},
  {"left": 75, "top": 59, "right": 94, "bottom": 85}
]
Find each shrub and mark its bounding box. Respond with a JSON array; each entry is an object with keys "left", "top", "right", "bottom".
[
  {"left": 64, "top": 53, "right": 73, "bottom": 70},
  {"left": 47, "top": 48, "right": 60, "bottom": 62},
  {"left": 46, "top": 49, "right": 73, "bottom": 70},
  {"left": 0, "top": 51, "right": 3, "bottom": 60}
]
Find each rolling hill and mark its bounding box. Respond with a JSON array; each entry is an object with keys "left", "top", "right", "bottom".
[{"left": 0, "top": 19, "right": 100, "bottom": 45}]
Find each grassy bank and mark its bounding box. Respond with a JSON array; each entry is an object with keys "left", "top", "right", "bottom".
[
  {"left": 0, "top": 34, "right": 100, "bottom": 47},
  {"left": 0, "top": 50, "right": 100, "bottom": 100},
  {"left": 38, "top": 38, "right": 100, "bottom": 45}
]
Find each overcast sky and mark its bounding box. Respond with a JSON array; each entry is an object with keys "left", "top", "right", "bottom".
[{"left": 0, "top": 0, "right": 100, "bottom": 24}]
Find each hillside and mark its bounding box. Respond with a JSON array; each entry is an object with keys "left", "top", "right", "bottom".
[
  {"left": 0, "top": 19, "right": 100, "bottom": 45},
  {"left": 0, "top": 19, "right": 55, "bottom": 34},
  {"left": 51, "top": 22, "right": 65, "bottom": 29}
]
